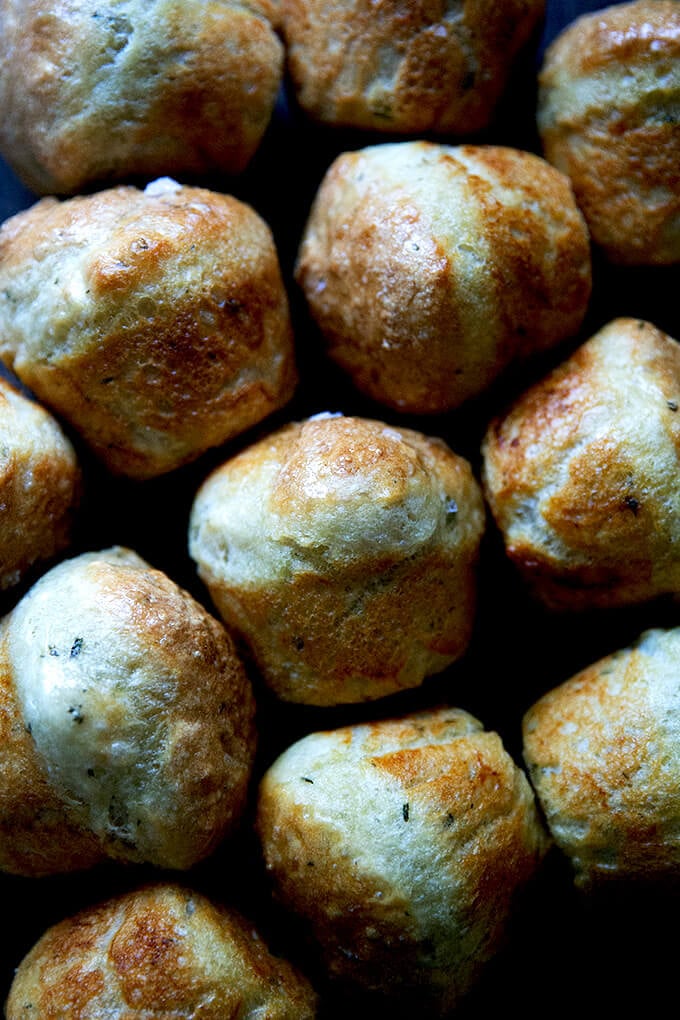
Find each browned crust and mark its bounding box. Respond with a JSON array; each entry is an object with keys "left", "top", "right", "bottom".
[
  {"left": 210, "top": 546, "right": 480, "bottom": 705},
  {"left": 295, "top": 143, "right": 591, "bottom": 414},
  {"left": 0, "top": 377, "right": 81, "bottom": 591},
  {"left": 6, "top": 883, "right": 318, "bottom": 1018},
  {"left": 257, "top": 709, "right": 548, "bottom": 1011},
  {"left": 482, "top": 317, "right": 680, "bottom": 610},
  {"left": 541, "top": 0, "right": 680, "bottom": 77},
  {"left": 538, "top": 0, "right": 680, "bottom": 264},
  {"left": 281, "top": 0, "right": 545, "bottom": 134},
  {"left": 192, "top": 416, "right": 485, "bottom": 705},
  {"left": 92, "top": 561, "right": 257, "bottom": 870},
  {"left": 0, "top": 551, "right": 257, "bottom": 876},
  {"left": 0, "top": 0, "right": 284, "bottom": 193},
  {"left": 523, "top": 631, "right": 680, "bottom": 885},
  {"left": 0, "top": 184, "right": 297, "bottom": 479}
]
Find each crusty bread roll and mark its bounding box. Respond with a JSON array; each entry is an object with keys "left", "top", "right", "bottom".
[
  {"left": 281, "top": 0, "right": 545, "bottom": 135},
  {"left": 0, "top": 547, "right": 256, "bottom": 877},
  {"left": 6, "top": 883, "right": 318, "bottom": 1019},
  {"left": 0, "top": 0, "right": 284, "bottom": 194},
  {"left": 257, "top": 705, "right": 549, "bottom": 1014},
  {"left": 295, "top": 141, "right": 591, "bottom": 414},
  {"left": 0, "top": 375, "right": 80, "bottom": 591},
  {"left": 482, "top": 318, "right": 680, "bottom": 611},
  {"left": 0, "top": 178, "right": 297, "bottom": 479},
  {"left": 523, "top": 627, "right": 680, "bottom": 888},
  {"left": 537, "top": 0, "right": 680, "bottom": 265},
  {"left": 189, "top": 412, "right": 485, "bottom": 706}
]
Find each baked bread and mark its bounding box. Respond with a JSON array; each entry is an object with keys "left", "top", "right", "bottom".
[
  {"left": 0, "top": 178, "right": 297, "bottom": 479},
  {"left": 295, "top": 141, "right": 591, "bottom": 414},
  {"left": 481, "top": 317, "right": 680, "bottom": 611},
  {"left": 6, "top": 882, "right": 318, "bottom": 1019},
  {"left": 0, "top": 0, "right": 284, "bottom": 195},
  {"left": 0, "top": 375, "right": 80, "bottom": 591},
  {"left": 189, "top": 412, "right": 485, "bottom": 706},
  {"left": 523, "top": 626, "right": 680, "bottom": 888},
  {"left": 281, "top": 0, "right": 545, "bottom": 135},
  {"left": 257, "top": 705, "right": 549, "bottom": 1014},
  {"left": 537, "top": 0, "right": 680, "bottom": 265},
  {"left": 0, "top": 547, "right": 256, "bottom": 877}
]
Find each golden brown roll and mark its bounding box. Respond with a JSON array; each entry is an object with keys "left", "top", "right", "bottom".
[
  {"left": 0, "top": 547, "right": 256, "bottom": 877},
  {"left": 0, "top": 375, "right": 81, "bottom": 591},
  {"left": 0, "top": 0, "right": 284, "bottom": 195},
  {"left": 189, "top": 412, "right": 485, "bottom": 706},
  {"left": 6, "top": 883, "right": 318, "bottom": 1019},
  {"left": 0, "top": 178, "right": 297, "bottom": 479},
  {"left": 295, "top": 141, "right": 591, "bottom": 414},
  {"left": 523, "top": 626, "right": 680, "bottom": 888},
  {"left": 537, "top": 0, "right": 680, "bottom": 265},
  {"left": 257, "top": 705, "right": 549, "bottom": 1014},
  {"left": 481, "top": 317, "right": 680, "bottom": 611},
  {"left": 281, "top": 0, "right": 545, "bottom": 135}
]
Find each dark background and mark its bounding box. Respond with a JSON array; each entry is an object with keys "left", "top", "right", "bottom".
[{"left": 0, "top": 1, "right": 678, "bottom": 1016}]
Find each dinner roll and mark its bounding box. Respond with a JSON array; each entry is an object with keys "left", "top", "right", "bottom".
[
  {"left": 537, "top": 0, "right": 680, "bottom": 265},
  {"left": 523, "top": 627, "right": 680, "bottom": 888},
  {"left": 189, "top": 413, "right": 485, "bottom": 706},
  {"left": 257, "top": 705, "right": 549, "bottom": 1014},
  {"left": 482, "top": 318, "right": 680, "bottom": 611},
  {"left": 0, "top": 178, "right": 296, "bottom": 479},
  {"left": 295, "top": 141, "right": 591, "bottom": 414},
  {"left": 0, "top": 0, "right": 284, "bottom": 195},
  {"left": 0, "top": 375, "right": 80, "bottom": 591},
  {"left": 6, "top": 883, "right": 318, "bottom": 1019},
  {"left": 0, "top": 547, "right": 256, "bottom": 877},
  {"left": 281, "top": 0, "right": 545, "bottom": 135}
]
